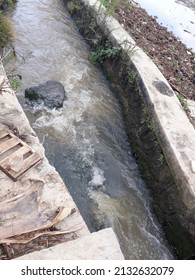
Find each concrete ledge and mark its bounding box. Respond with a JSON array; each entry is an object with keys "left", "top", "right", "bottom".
[
  {"left": 16, "top": 228, "right": 124, "bottom": 260},
  {"left": 81, "top": 0, "right": 195, "bottom": 214},
  {"left": 0, "top": 63, "right": 90, "bottom": 257}
]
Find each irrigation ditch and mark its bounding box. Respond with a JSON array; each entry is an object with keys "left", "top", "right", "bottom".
[{"left": 65, "top": 0, "right": 195, "bottom": 259}]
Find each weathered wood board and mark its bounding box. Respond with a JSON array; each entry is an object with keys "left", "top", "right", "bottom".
[{"left": 0, "top": 130, "right": 42, "bottom": 181}]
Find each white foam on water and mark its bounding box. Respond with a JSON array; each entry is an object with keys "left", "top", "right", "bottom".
[
  {"left": 88, "top": 166, "right": 106, "bottom": 189},
  {"left": 31, "top": 88, "right": 93, "bottom": 141},
  {"left": 88, "top": 189, "right": 173, "bottom": 259}
]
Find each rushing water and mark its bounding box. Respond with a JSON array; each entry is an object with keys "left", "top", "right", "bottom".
[
  {"left": 8, "top": 0, "right": 174, "bottom": 259},
  {"left": 135, "top": 0, "right": 195, "bottom": 51}
]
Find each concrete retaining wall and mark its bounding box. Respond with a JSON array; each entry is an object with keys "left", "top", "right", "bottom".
[{"left": 66, "top": 0, "right": 195, "bottom": 258}]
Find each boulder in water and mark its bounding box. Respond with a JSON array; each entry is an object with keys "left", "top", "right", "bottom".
[{"left": 25, "top": 80, "right": 67, "bottom": 109}]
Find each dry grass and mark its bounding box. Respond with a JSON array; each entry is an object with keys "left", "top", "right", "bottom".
[
  {"left": 0, "top": 1, "right": 16, "bottom": 49},
  {"left": 0, "top": 12, "right": 13, "bottom": 48}
]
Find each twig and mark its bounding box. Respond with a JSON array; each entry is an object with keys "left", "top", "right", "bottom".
[
  {"left": 0, "top": 223, "right": 84, "bottom": 244},
  {"left": 0, "top": 49, "right": 13, "bottom": 63},
  {"left": 1, "top": 244, "right": 13, "bottom": 259}
]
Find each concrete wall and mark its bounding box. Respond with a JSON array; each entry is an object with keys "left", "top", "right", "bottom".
[{"left": 66, "top": 0, "right": 195, "bottom": 259}]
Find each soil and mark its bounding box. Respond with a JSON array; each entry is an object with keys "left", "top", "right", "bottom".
[{"left": 115, "top": 0, "right": 195, "bottom": 102}]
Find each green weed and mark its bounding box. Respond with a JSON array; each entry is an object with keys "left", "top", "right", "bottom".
[
  {"left": 158, "top": 153, "right": 165, "bottom": 165},
  {"left": 9, "top": 75, "right": 21, "bottom": 90},
  {"left": 99, "top": 0, "right": 121, "bottom": 15},
  {"left": 89, "top": 41, "right": 120, "bottom": 64},
  {"left": 178, "top": 94, "right": 188, "bottom": 111},
  {"left": 141, "top": 109, "right": 155, "bottom": 132},
  {"left": 127, "top": 70, "right": 137, "bottom": 84}
]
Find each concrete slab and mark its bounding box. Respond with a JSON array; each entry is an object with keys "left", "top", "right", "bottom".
[
  {"left": 16, "top": 228, "right": 124, "bottom": 260},
  {"left": 0, "top": 63, "right": 89, "bottom": 252}
]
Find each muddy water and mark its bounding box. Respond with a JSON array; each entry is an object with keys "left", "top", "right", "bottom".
[
  {"left": 135, "top": 0, "right": 195, "bottom": 51},
  {"left": 9, "top": 0, "right": 174, "bottom": 259}
]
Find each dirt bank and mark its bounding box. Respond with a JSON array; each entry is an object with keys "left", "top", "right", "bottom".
[{"left": 115, "top": 0, "right": 195, "bottom": 102}]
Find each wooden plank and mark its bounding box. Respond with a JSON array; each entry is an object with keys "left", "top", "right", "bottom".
[
  {"left": 0, "top": 145, "right": 32, "bottom": 170},
  {"left": 2, "top": 152, "right": 42, "bottom": 181},
  {"left": 0, "top": 131, "right": 9, "bottom": 139},
  {"left": 0, "top": 136, "right": 21, "bottom": 154},
  {"left": 0, "top": 131, "right": 43, "bottom": 181}
]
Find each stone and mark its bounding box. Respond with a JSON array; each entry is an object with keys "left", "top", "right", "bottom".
[{"left": 25, "top": 80, "right": 67, "bottom": 109}]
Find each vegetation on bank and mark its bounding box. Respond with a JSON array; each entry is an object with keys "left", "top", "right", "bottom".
[
  {"left": 0, "top": 1, "right": 19, "bottom": 92},
  {"left": 0, "top": 0, "right": 16, "bottom": 49},
  {"left": 100, "top": 0, "right": 123, "bottom": 14},
  {"left": 0, "top": 12, "right": 13, "bottom": 48},
  {"left": 0, "top": 0, "right": 16, "bottom": 8}
]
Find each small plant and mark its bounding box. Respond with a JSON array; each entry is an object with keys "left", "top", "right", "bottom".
[
  {"left": 178, "top": 94, "right": 184, "bottom": 104},
  {"left": 99, "top": 0, "right": 121, "bottom": 15},
  {"left": 0, "top": 75, "right": 21, "bottom": 94},
  {"left": 1, "top": 48, "right": 32, "bottom": 93},
  {"left": 158, "top": 153, "right": 165, "bottom": 165},
  {"left": 99, "top": 0, "right": 109, "bottom": 8},
  {"left": 67, "top": 1, "right": 80, "bottom": 14},
  {"left": 89, "top": 41, "right": 120, "bottom": 64},
  {"left": 177, "top": 94, "right": 188, "bottom": 111},
  {"left": 120, "top": 43, "right": 137, "bottom": 65},
  {"left": 9, "top": 74, "right": 21, "bottom": 90},
  {"left": 141, "top": 109, "right": 155, "bottom": 132},
  {"left": 127, "top": 69, "right": 137, "bottom": 84}
]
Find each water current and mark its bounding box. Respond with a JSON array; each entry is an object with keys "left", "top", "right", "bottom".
[{"left": 8, "top": 0, "right": 174, "bottom": 259}]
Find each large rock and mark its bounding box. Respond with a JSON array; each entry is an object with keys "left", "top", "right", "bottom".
[{"left": 25, "top": 80, "right": 67, "bottom": 109}]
